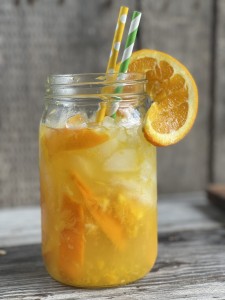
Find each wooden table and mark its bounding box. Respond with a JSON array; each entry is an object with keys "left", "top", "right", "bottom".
[{"left": 0, "top": 192, "right": 225, "bottom": 300}]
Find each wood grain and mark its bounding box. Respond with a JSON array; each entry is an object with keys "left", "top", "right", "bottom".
[
  {"left": 0, "top": 194, "right": 225, "bottom": 299},
  {"left": 1, "top": 192, "right": 223, "bottom": 247},
  {"left": 0, "top": 229, "right": 225, "bottom": 299}
]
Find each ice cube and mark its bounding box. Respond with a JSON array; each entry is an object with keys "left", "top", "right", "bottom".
[
  {"left": 69, "top": 155, "right": 94, "bottom": 177},
  {"left": 45, "top": 105, "right": 69, "bottom": 128},
  {"left": 103, "top": 149, "right": 138, "bottom": 172},
  {"left": 111, "top": 178, "right": 156, "bottom": 205},
  {"left": 102, "top": 116, "right": 116, "bottom": 128},
  {"left": 66, "top": 113, "right": 87, "bottom": 129},
  {"left": 118, "top": 107, "right": 141, "bottom": 127},
  {"left": 95, "top": 136, "right": 119, "bottom": 160},
  {"left": 139, "top": 161, "right": 156, "bottom": 183}
]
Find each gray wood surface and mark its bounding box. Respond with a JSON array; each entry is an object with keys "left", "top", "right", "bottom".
[
  {"left": 0, "top": 192, "right": 220, "bottom": 248},
  {"left": 215, "top": 0, "right": 225, "bottom": 183},
  {"left": 0, "top": 0, "right": 223, "bottom": 206},
  {"left": 0, "top": 193, "right": 225, "bottom": 299}
]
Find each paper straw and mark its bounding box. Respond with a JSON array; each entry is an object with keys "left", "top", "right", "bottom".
[
  {"left": 106, "top": 6, "right": 129, "bottom": 73},
  {"left": 96, "top": 6, "right": 129, "bottom": 122},
  {"left": 110, "top": 11, "right": 142, "bottom": 118},
  {"left": 118, "top": 11, "right": 142, "bottom": 75}
]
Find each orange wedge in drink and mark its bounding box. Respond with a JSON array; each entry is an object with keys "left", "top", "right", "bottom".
[
  {"left": 71, "top": 172, "right": 126, "bottom": 251},
  {"left": 59, "top": 194, "right": 84, "bottom": 279},
  {"left": 124, "top": 49, "right": 198, "bottom": 146},
  {"left": 41, "top": 126, "right": 109, "bottom": 156}
]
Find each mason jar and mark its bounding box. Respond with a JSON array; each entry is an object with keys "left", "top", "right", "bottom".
[{"left": 39, "top": 73, "right": 157, "bottom": 288}]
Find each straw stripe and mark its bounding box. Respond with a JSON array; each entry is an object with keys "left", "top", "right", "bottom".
[
  {"left": 110, "top": 11, "right": 142, "bottom": 118},
  {"left": 106, "top": 6, "right": 129, "bottom": 73},
  {"left": 96, "top": 6, "right": 129, "bottom": 122},
  {"left": 118, "top": 11, "right": 142, "bottom": 74},
  {"left": 115, "top": 11, "right": 142, "bottom": 85},
  {"left": 120, "top": 44, "right": 134, "bottom": 66},
  {"left": 125, "top": 28, "right": 139, "bottom": 47},
  {"left": 127, "top": 13, "right": 141, "bottom": 35}
]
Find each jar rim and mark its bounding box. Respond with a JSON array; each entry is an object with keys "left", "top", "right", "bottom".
[
  {"left": 45, "top": 73, "right": 147, "bottom": 100},
  {"left": 46, "top": 73, "right": 146, "bottom": 85}
]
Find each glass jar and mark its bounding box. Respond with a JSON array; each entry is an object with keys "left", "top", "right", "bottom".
[{"left": 39, "top": 73, "right": 157, "bottom": 288}]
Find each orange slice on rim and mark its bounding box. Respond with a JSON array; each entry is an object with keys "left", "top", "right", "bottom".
[{"left": 126, "top": 49, "right": 198, "bottom": 146}]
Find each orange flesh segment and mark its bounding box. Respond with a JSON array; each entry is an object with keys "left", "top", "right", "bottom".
[
  {"left": 43, "top": 127, "right": 109, "bottom": 155},
  {"left": 71, "top": 173, "right": 126, "bottom": 250},
  {"left": 129, "top": 57, "right": 189, "bottom": 135},
  {"left": 59, "top": 194, "right": 84, "bottom": 279},
  {"left": 125, "top": 49, "right": 198, "bottom": 146}
]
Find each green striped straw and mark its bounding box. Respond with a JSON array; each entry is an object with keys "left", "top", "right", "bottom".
[
  {"left": 111, "top": 11, "right": 142, "bottom": 117},
  {"left": 118, "top": 11, "right": 142, "bottom": 75}
]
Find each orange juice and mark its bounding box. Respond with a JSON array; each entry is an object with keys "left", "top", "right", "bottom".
[{"left": 39, "top": 73, "right": 157, "bottom": 287}]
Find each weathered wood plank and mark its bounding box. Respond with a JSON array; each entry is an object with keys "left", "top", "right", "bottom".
[
  {"left": 214, "top": 0, "right": 225, "bottom": 183},
  {"left": 0, "top": 193, "right": 224, "bottom": 247},
  {"left": 140, "top": 0, "right": 212, "bottom": 193},
  {"left": 0, "top": 194, "right": 225, "bottom": 299},
  {"left": 0, "top": 0, "right": 136, "bottom": 207},
  {"left": 0, "top": 227, "right": 225, "bottom": 300},
  {"left": 0, "top": 206, "right": 41, "bottom": 247}
]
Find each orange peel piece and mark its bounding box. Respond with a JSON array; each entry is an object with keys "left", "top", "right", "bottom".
[
  {"left": 71, "top": 172, "right": 126, "bottom": 251},
  {"left": 59, "top": 194, "right": 84, "bottom": 279}
]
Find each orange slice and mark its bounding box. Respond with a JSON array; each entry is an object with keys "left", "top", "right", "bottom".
[
  {"left": 126, "top": 49, "right": 198, "bottom": 146},
  {"left": 41, "top": 126, "right": 109, "bottom": 156}
]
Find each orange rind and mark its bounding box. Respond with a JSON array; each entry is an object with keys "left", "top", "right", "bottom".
[{"left": 122, "top": 49, "right": 198, "bottom": 146}]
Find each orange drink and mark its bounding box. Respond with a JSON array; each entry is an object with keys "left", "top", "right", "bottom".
[{"left": 39, "top": 73, "right": 157, "bottom": 287}]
